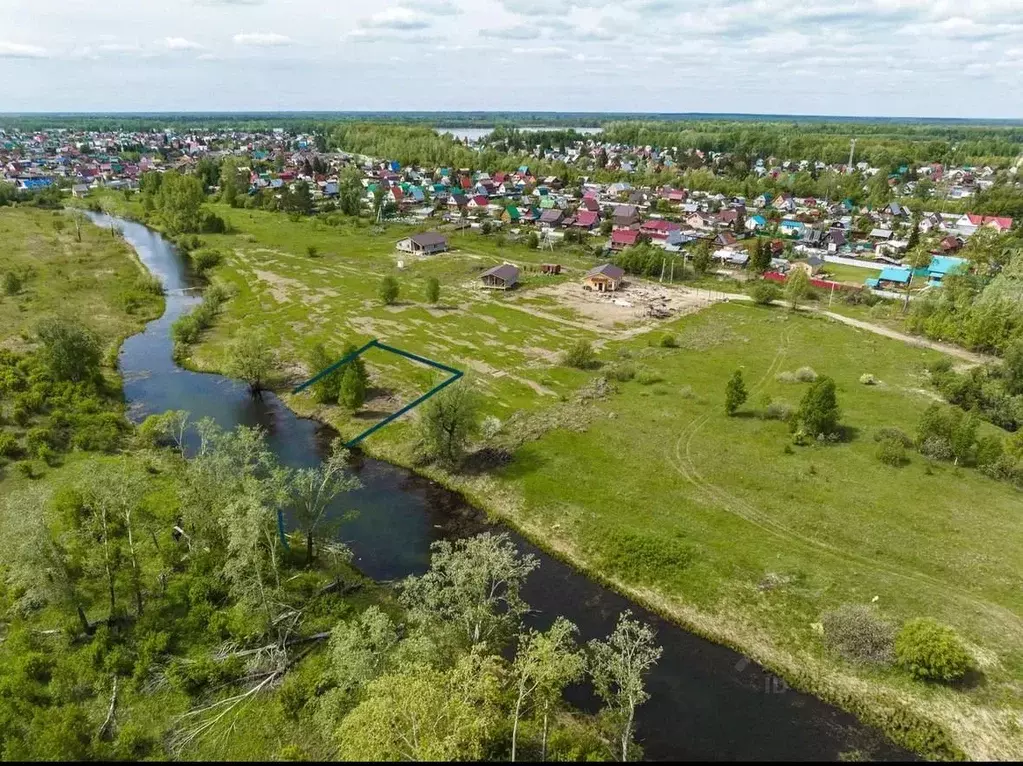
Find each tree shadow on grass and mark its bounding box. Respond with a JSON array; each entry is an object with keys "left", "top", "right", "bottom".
[
  {"left": 352, "top": 408, "right": 395, "bottom": 421},
  {"left": 490, "top": 446, "right": 546, "bottom": 480}
]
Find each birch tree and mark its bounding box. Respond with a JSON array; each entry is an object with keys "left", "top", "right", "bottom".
[
  {"left": 287, "top": 438, "right": 361, "bottom": 565},
  {"left": 588, "top": 611, "right": 663, "bottom": 762},
  {"left": 510, "top": 617, "right": 585, "bottom": 761},
  {"left": 399, "top": 532, "right": 538, "bottom": 650}
]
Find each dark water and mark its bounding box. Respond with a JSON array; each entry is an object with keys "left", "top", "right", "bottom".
[{"left": 97, "top": 213, "right": 907, "bottom": 761}]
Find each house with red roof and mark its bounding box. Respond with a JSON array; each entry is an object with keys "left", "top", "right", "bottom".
[
  {"left": 573, "top": 210, "right": 600, "bottom": 230},
  {"left": 467, "top": 195, "right": 490, "bottom": 210},
  {"left": 957, "top": 213, "right": 1013, "bottom": 235},
  {"left": 610, "top": 228, "right": 639, "bottom": 251},
  {"left": 640, "top": 219, "right": 681, "bottom": 240}
]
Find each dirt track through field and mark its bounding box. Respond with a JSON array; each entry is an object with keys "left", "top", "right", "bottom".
[{"left": 665, "top": 329, "right": 1023, "bottom": 637}]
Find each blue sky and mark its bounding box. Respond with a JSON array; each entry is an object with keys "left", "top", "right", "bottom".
[{"left": 1, "top": 0, "right": 1022, "bottom": 117}]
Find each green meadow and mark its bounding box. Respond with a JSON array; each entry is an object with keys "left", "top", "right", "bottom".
[{"left": 88, "top": 200, "right": 1023, "bottom": 758}]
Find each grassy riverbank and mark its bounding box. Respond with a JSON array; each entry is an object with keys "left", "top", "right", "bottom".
[{"left": 80, "top": 198, "right": 1023, "bottom": 759}]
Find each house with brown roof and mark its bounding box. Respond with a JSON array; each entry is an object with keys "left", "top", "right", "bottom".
[
  {"left": 397, "top": 232, "right": 449, "bottom": 255},
  {"left": 480, "top": 263, "right": 519, "bottom": 290},
  {"left": 612, "top": 204, "right": 640, "bottom": 228},
  {"left": 583, "top": 263, "right": 625, "bottom": 292}
]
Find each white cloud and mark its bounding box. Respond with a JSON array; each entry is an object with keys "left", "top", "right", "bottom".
[
  {"left": 0, "top": 41, "right": 49, "bottom": 58},
  {"left": 481, "top": 25, "right": 540, "bottom": 40},
  {"left": 233, "top": 32, "right": 294, "bottom": 46},
  {"left": 363, "top": 7, "right": 430, "bottom": 30},
  {"left": 407, "top": 0, "right": 461, "bottom": 15},
  {"left": 161, "top": 37, "right": 204, "bottom": 51}
]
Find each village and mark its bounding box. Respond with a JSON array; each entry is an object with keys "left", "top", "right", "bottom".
[{"left": 2, "top": 122, "right": 1016, "bottom": 305}]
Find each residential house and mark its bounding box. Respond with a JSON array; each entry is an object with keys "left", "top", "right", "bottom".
[
  {"left": 803, "top": 229, "right": 826, "bottom": 249},
  {"left": 397, "top": 232, "right": 449, "bottom": 255},
  {"left": 745, "top": 214, "right": 767, "bottom": 232},
  {"left": 539, "top": 209, "right": 564, "bottom": 228},
  {"left": 610, "top": 229, "right": 639, "bottom": 251},
  {"left": 956, "top": 213, "right": 1013, "bottom": 235},
  {"left": 686, "top": 211, "right": 715, "bottom": 231},
  {"left": 868, "top": 228, "right": 894, "bottom": 241},
  {"left": 502, "top": 205, "right": 521, "bottom": 224},
  {"left": 778, "top": 220, "right": 805, "bottom": 238},
  {"left": 640, "top": 219, "right": 680, "bottom": 240},
  {"left": 612, "top": 204, "right": 640, "bottom": 228},
  {"left": 866, "top": 266, "right": 912, "bottom": 290},
  {"left": 480, "top": 263, "right": 519, "bottom": 290},
  {"left": 573, "top": 210, "right": 600, "bottom": 230},
  {"left": 925, "top": 255, "right": 968, "bottom": 285},
  {"left": 938, "top": 235, "right": 963, "bottom": 253},
  {"left": 715, "top": 231, "right": 738, "bottom": 247},
  {"left": 583, "top": 263, "right": 625, "bottom": 292}
]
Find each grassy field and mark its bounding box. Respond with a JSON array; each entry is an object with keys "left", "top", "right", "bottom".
[
  {"left": 0, "top": 206, "right": 162, "bottom": 355},
  {"left": 86, "top": 200, "right": 1023, "bottom": 758}
]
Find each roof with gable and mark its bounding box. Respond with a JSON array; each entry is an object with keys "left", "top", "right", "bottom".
[
  {"left": 611, "top": 229, "right": 639, "bottom": 245},
  {"left": 586, "top": 263, "right": 625, "bottom": 280}
]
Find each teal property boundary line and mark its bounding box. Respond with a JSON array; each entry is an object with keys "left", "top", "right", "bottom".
[
  {"left": 278, "top": 339, "right": 463, "bottom": 549},
  {"left": 291, "top": 338, "right": 464, "bottom": 448}
]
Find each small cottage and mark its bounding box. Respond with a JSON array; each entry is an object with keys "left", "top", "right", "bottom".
[
  {"left": 480, "top": 263, "right": 519, "bottom": 290},
  {"left": 583, "top": 263, "right": 625, "bottom": 292},
  {"left": 397, "top": 232, "right": 449, "bottom": 255}
]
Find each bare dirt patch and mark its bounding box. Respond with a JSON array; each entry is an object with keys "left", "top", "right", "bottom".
[
  {"left": 252, "top": 269, "right": 306, "bottom": 304},
  {"left": 522, "top": 280, "right": 736, "bottom": 336}
]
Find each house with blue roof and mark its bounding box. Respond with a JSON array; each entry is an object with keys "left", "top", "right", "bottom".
[
  {"left": 915, "top": 255, "right": 968, "bottom": 286},
  {"left": 745, "top": 214, "right": 768, "bottom": 232},
  {"left": 778, "top": 219, "right": 805, "bottom": 238},
  {"left": 865, "top": 267, "right": 912, "bottom": 289}
]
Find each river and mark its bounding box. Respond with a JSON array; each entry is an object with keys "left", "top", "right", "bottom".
[{"left": 94, "top": 213, "right": 907, "bottom": 761}]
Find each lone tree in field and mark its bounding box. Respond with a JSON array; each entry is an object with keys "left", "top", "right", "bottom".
[
  {"left": 725, "top": 369, "right": 747, "bottom": 415},
  {"left": 797, "top": 375, "right": 841, "bottom": 437},
  {"left": 416, "top": 383, "right": 481, "bottom": 467},
  {"left": 36, "top": 317, "right": 101, "bottom": 383},
  {"left": 588, "top": 611, "right": 663, "bottom": 763},
  {"left": 425, "top": 276, "right": 441, "bottom": 304},
  {"left": 338, "top": 364, "right": 367, "bottom": 411},
  {"left": 379, "top": 275, "right": 400, "bottom": 305},
  {"left": 225, "top": 333, "right": 276, "bottom": 395},
  {"left": 785, "top": 268, "right": 811, "bottom": 309}
]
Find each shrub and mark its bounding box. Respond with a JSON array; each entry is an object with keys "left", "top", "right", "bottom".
[
  {"left": 796, "top": 376, "right": 840, "bottom": 437},
  {"left": 859, "top": 373, "right": 878, "bottom": 385},
  {"left": 874, "top": 427, "right": 912, "bottom": 447},
  {"left": 379, "top": 275, "right": 399, "bottom": 305},
  {"left": 919, "top": 436, "right": 954, "bottom": 461},
  {"left": 560, "top": 340, "right": 597, "bottom": 370},
  {"left": 636, "top": 369, "right": 663, "bottom": 385},
  {"left": 821, "top": 605, "right": 896, "bottom": 665},
  {"left": 424, "top": 276, "right": 440, "bottom": 305},
  {"left": 659, "top": 334, "right": 679, "bottom": 348},
  {"left": 0, "top": 431, "right": 21, "bottom": 458},
  {"left": 4, "top": 271, "right": 24, "bottom": 295},
  {"left": 306, "top": 245, "right": 319, "bottom": 258},
  {"left": 678, "top": 385, "right": 696, "bottom": 399},
  {"left": 775, "top": 371, "right": 798, "bottom": 384},
  {"left": 794, "top": 366, "right": 818, "bottom": 383},
  {"left": 606, "top": 362, "right": 635, "bottom": 382},
  {"left": 876, "top": 437, "right": 908, "bottom": 467},
  {"left": 36, "top": 317, "right": 101, "bottom": 383},
  {"left": 748, "top": 280, "right": 781, "bottom": 305},
  {"left": 725, "top": 369, "right": 747, "bottom": 415},
  {"left": 764, "top": 401, "right": 794, "bottom": 421},
  {"left": 895, "top": 619, "right": 974, "bottom": 683},
  {"left": 190, "top": 248, "right": 222, "bottom": 274}
]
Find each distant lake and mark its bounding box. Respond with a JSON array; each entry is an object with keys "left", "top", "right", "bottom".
[{"left": 436, "top": 126, "right": 602, "bottom": 141}]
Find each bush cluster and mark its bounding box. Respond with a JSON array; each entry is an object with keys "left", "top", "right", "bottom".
[{"left": 821, "top": 605, "right": 896, "bottom": 665}]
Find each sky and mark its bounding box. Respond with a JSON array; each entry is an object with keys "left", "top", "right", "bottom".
[{"left": 1, "top": 0, "right": 1022, "bottom": 118}]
